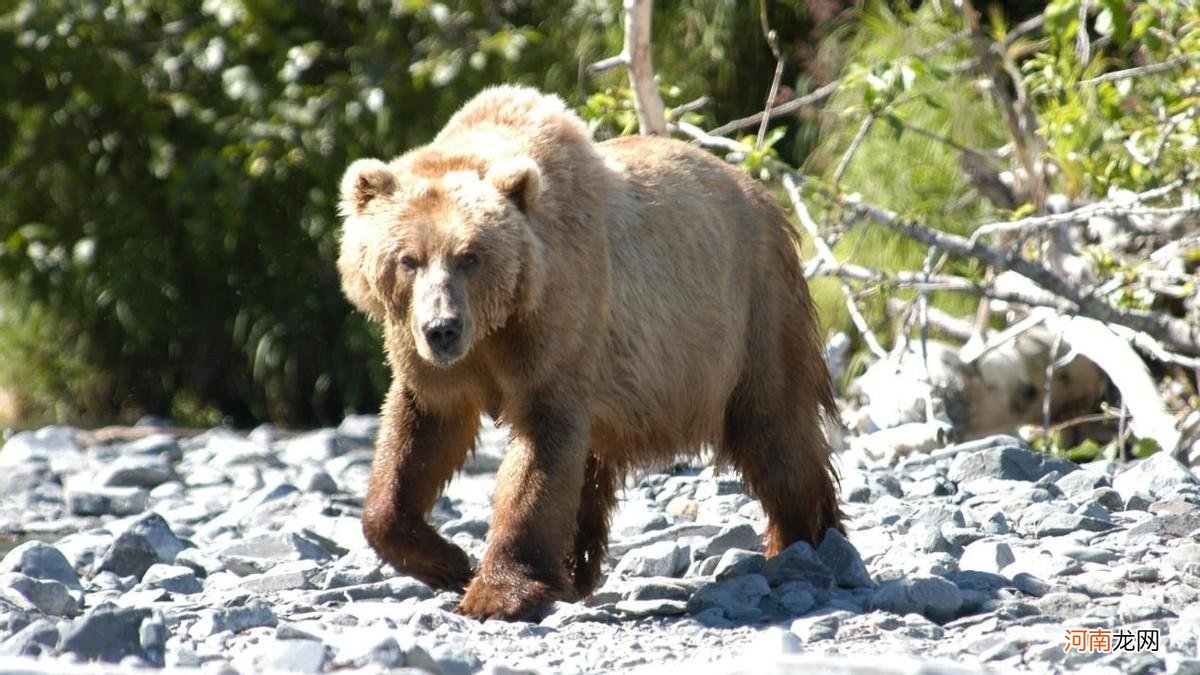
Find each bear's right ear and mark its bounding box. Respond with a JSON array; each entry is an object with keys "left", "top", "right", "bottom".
[
  {"left": 486, "top": 157, "right": 541, "bottom": 214},
  {"left": 339, "top": 159, "right": 397, "bottom": 216}
]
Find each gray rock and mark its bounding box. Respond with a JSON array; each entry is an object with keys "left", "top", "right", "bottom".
[
  {"left": 239, "top": 559, "right": 323, "bottom": 593},
  {"left": 283, "top": 430, "right": 347, "bottom": 465},
  {"left": 622, "top": 577, "right": 695, "bottom": 602},
  {"left": 0, "top": 573, "right": 77, "bottom": 616},
  {"left": 440, "top": 516, "right": 490, "bottom": 539},
  {"left": 59, "top": 603, "right": 152, "bottom": 663},
  {"left": 333, "top": 632, "right": 405, "bottom": 668},
  {"left": 1034, "top": 513, "right": 1117, "bottom": 537},
  {"left": 958, "top": 541, "right": 1015, "bottom": 574},
  {"left": 323, "top": 550, "right": 385, "bottom": 589},
  {"left": 614, "top": 540, "right": 689, "bottom": 578},
  {"left": 66, "top": 486, "right": 150, "bottom": 517},
  {"left": 869, "top": 575, "right": 963, "bottom": 623},
  {"left": 297, "top": 468, "right": 339, "bottom": 495},
  {"left": 1113, "top": 451, "right": 1199, "bottom": 501},
  {"left": 96, "top": 513, "right": 190, "bottom": 578},
  {"left": 1056, "top": 470, "right": 1111, "bottom": 499},
  {"left": 686, "top": 574, "right": 770, "bottom": 622},
  {"left": 118, "top": 434, "right": 182, "bottom": 461},
  {"left": 612, "top": 507, "right": 670, "bottom": 538},
  {"left": 1072, "top": 500, "right": 1113, "bottom": 522},
  {"left": 0, "top": 427, "right": 81, "bottom": 469},
  {"left": 947, "top": 437, "right": 1076, "bottom": 484},
  {"left": 817, "top": 529, "right": 872, "bottom": 589},
  {"left": 613, "top": 598, "right": 688, "bottom": 618},
  {"left": 840, "top": 471, "right": 903, "bottom": 503},
  {"left": 1091, "top": 487, "right": 1125, "bottom": 511},
  {"left": 789, "top": 608, "right": 849, "bottom": 642},
  {"left": 429, "top": 641, "right": 483, "bottom": 675},
  {"left": 0, "top": 617, "right": 60, "bottom": 657},
  {"left": 694, "top": 478, "right": 743, "bottom": 501},
  {"left": 214, "top": 532, "right": 331, "bottom": 576},
  {"left": 94, "top": 456, "right": 174, "bottom": 489},
  {"left": 693, "top": 523, "right": 760, "bottom": 560},
  {"left": 540, "top": 602, "right": 619, "bottom": 627},
  {"left": 713, "top": 549, "right": 765, "bottom": 580},
  {"left": 1165, "top": 544, "right": 1200, "bottom": 576},
  {"left": 174, "top": 547, "right": 223, "bottom": 577},
  {"left": 189, "top": 599, "right": 277, "bottom": 638},
  {"left": 204, "top": 481, "right": 299, "bottom": 530},
  {"left": 139, "top": 564, "right": 201, "bottom": 595},
  {"left": 763, "top": 541, "right": 834, "bottom": 589},
  {"left": 0, "top": 542, "right": 83, "bottom": 598},
  {"left": 236, "top": 638, "right": 327, "bottom": 674},
  {"left": 337, "top": 414, "right": 380, "bottom": 444},
  {"left": 309, "top": 577, "right": 433, "bottom": 604},
  {"left": 608, "top": 522, "right": 723, "bottom": 558},
  {"left": 1118, "top": 595, "right": 1174, "bottom": 623},
  {"left": 1125, "top": 492, "right": 1154, "bottom": 511},
  {"left": 764, "top": 581, "right": 817, "bottom": 616}
]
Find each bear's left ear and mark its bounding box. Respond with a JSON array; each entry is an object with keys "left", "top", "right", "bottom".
[
  {"left": 486, "top": 157, "right": 541, "bottom": 214},
  {"left": 340, "top": 158, "right": 397, "bottom": 216}
]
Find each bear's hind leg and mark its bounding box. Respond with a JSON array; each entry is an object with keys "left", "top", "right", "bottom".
[
  {"left": 362, "top": 383, "right": 479, "bottom": 591},
  {"left": 720, "top": 388, "right": 842, "bottom": 555},
  {"left": 566, "top": 451, "right": 617, "bottom": 598}
]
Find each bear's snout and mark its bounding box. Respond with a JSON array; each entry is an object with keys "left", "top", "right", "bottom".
[{"left": 423, "top": 316, "right": 464, "bottom": 359}]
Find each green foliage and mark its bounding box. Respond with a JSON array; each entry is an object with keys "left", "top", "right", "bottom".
[
  {"left": 803, "top": 3, "right": 1005, "bottom": 343},
  {"left": 1026, "top": 0, "right": 1199, "bottom": 196},
  {"left": 0, "top": 0, "right": 847, "bottom": 425}
]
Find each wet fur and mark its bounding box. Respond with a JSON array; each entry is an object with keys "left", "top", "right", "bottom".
[{"left": 338, "top": 86, "right": 842, "bottom": 621}]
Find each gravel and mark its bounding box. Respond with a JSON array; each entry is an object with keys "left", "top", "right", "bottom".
[{"left": 2, "top": 421, "right": 1199, "bottom": 673}]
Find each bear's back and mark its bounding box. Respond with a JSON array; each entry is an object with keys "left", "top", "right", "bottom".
[{"left": 435, "top": 86, "right": 594, "bottom": 163}]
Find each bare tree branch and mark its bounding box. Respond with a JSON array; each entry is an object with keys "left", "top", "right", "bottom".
[
  {"left": 707, "top": 80, "right": 843, "bottom": 138},
  {"left": 1080, "top": 54, "right": 1200, "bottom": 86},
  {"left": 588, "top": 0, "right": 666, "bottom": 135},
  {"left": 833, "top": 114, "right": 875, "bottom": 184},
  {"left": 782, "top": 173, "right": 888, "bottom": 359},
  {"left": 846, "top": 199, "right": 1200, "bottom": 355},
  {"left": 971, "top": 202, "right": 1200, "bottom": 243}
]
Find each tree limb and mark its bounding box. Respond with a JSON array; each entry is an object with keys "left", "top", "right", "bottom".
[
  {"left": 846, "top": 199, "right": 1200, "bottom": 355},
  {"left": 587, "top": 0, "right": 666, "bottom": 135},
  {"left": 782, "top": 174, "right": 888, "bottom": 359}
]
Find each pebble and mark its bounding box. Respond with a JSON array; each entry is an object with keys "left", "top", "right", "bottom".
[
  {"left": 614, "top": 541, "right": 690, "bottom": 578},
  {"left": 58, "top": 603, "right": 153, "bottom": 663},
  {"left": 189, "top": 599, "right": 277, "bottom": 638},
  {"left": 869, "top": 575, "right": 963, "bottom": 623},
  {"left": 3, "top": 420, "right": 1199, "bottom": 673},
  {"left": 713, "top": 549, "right": 765, "bottom": 580},
  {"left": 1112, "top": 451, "right": 1198, "bottom": 501},
  {"left": 0, "top": 573, "right": 76, "bottom": 616},
  {"left": 96, "top": 513, "right": 190, "bottom": 578},
  {"left": 686, "top": 574, "right": 771, "bottom": 622},
  {"left": 958, "top": 541, "right": 1015, "bottom": 574},
  {"left": 816, "top": 529, "right": 873, "bottom": 589},
  {"left": 0, "top": 541, "right": 83, "bottom": 599}
]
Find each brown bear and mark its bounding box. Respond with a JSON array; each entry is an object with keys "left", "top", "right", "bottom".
[{"left": 337, "top": 85, "right": 841, "bottom": 621}]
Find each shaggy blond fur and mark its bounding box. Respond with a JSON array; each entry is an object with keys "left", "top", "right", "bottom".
[{"left": 338, "top": 85, "right": 840, "bottom": 621}]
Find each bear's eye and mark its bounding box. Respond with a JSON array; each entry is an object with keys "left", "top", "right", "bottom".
[
  {"left": 399, "top": 254, "right": 421, "bottom": 271},
  {"left": 458, "top": 252, "right": 480, "bottom": 271}
]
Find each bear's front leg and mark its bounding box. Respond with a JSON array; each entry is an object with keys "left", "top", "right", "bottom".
[
  {"left": 362, "top": 383, "right": 480, "bottom": 591},
  {"left": 458, "top": 397, "right": 589, "bottom": 621}
]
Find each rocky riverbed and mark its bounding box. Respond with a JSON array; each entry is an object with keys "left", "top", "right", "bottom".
[{"left": 1, "top": 418, "right": 1199, "bottom": 674}]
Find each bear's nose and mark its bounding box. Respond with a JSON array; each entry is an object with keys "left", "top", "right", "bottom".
[{"left": 423, "top": 317, "right": 463, "bottom": 355}]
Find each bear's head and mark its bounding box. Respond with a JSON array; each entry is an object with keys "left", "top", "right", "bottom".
[{"left": 337, "top": 152, "right": 545, "bottom": 367}]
